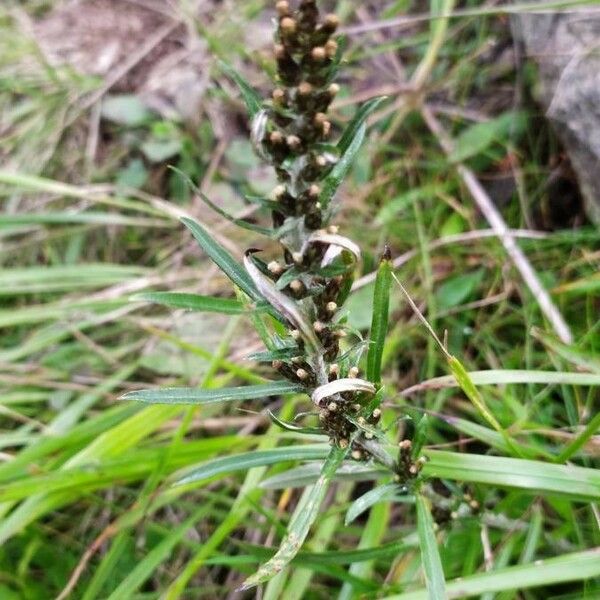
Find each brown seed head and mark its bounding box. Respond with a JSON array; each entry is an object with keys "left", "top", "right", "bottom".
[
  {"left": 269, "top": 131, "right": 284, "bottom": 144},
  {"left": 272, "top": 88, "right": 286, "bottom": 104},
  {"left": 328, "top": 83, "right": 340, "bottom": 97},
  {"left": 274, "top": 43, "right": 286, "bottom": 59},
  {"left": 290, "top": 279, "right": 303, "bottom": 292},
  {"left": 323, "top": 14, "right": 340, "bottom": 31},
  {"left": 313, "top": 320, "right": 325, "bottom": 333},
  {"left": 286, "top": 135, "right": 301, "bottom": 149},
  {"left": 326, "top": 301, "right": 337, "bottom": 313},
  {"left": 348, "top": 366, "right": 359, "bottom": 378},
  {"left": 297, "top": 81, "right": 313, "bottom": 95},
  {"left": 325, "top": 39, "right": 338, "bottom": 58},
  {"left": 267, "top": 260, "right": 283, "bottom": 274},
  {"left": 308, "top": 183, "right": 321, "bottom": 197},
  {"left": 314, "top": 112, "right": 327, "bottom": 125},
  {"left": 296, "top": 368, "right": 308, "bottom": 380}
]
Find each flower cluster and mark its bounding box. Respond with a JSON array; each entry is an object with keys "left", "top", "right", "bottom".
[{"left": 245, "top": 0, "right": 382, "bottom": 450}]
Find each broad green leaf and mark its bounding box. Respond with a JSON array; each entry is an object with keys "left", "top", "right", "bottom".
[
  {"left": 337, "top": 96, "right": 386, "bottom": 155},
  {"left": 320, "top": 122, "right": 366, "bottom": 210},
  {"left": 415, "top": 494, "right": 446, "bottom": 600},
  {"left": 435, "top": 269, "right": 483, "bottom": 310},
  {"left": 101, "top": 94, "right": 152, "bottom": 126},
  {"left": 176, "top": 445, "right": 330, "bottom": 486},
  {"left": 381, "top": 547, "right": 600, "bottom": 599},
  {"left": 345, "top": 482, "right": 401, "bottom": 525},
  {"left": 423, "top": 450, "right": 600, "bottom": 500},
  {"left": 241, "top": 445, "right": 347, "bottom": 589},
  {"left": 121, "top": 380, "right": 304, "bottom": 405},
  {"left": 366, "top": 251, "right": 392, "bottom": 385},
  {"left": 449, "top": 111, "right": 527, "bottom": 163},
  {"left": 219, "top": 60, "right": 263, "bottom": 119},
  {"left": 131, "top": 291, "right": 252, "bottom": 314},
  {"left": 180, "top": 216, "right": 261, "bottom": 302}
]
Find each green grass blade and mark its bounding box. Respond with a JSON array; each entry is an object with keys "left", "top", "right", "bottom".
[
  {"left": 423, "top": 450, "right": 600, "bottom": 500},
  {"left": 240, "top": 445, "right": 347, "bottom": 589},
  {"left": 121, "top": 380, "right": 303, "bottom": 405},
  {"left": 366, "top": 250, "right": 392, "bottom": 385},
  {"left": 382, "top": 547, "right": 600, "bottom": 600},
  {"left": 448, "top": 356, "right": 523, "bottom": 457},
  {"left": 415, "top": 494, "right": 447, "bottom": 600},
  {"left": 105, "top": 504, "right": 212, "bottom": 600},
  {"left": 556, "top": 411, "right": 600, "bottom": 463}
]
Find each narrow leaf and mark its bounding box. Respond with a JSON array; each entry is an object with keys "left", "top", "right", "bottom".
[
  {"left": 241, "top": 445, "right": 347, "bottom": 589},
  {"left": 366, "top": 250, "right": 392, "bottom": 384},
  {"left": 320, "top": 122, "right": 366, "bottom": 210},
  {"left": 121, "top": 381, "right": 304, "bottom": 405},
  {"left": 448, "top": 356, "right": 523, "bottom": 457},
  {"left": 180, "top": 216, "right": 260, "bottom": 302},
  {"left": 345, "top": 482, "right": 401, "bottom": 525},
  {"left": 415, "top": 494, "right": 446, "bottom": 600},
  {"left": 337, "top": 96, "right": 387, "bottom": 154},
  {"left": 131, "top": 292, "right": 251, "bottom": 314},
  {"left": 176, "top": 445, "right": 330, "bottom": 486},
  {"left": 219, "top": 60, "right": 263, "bottom": 118}
]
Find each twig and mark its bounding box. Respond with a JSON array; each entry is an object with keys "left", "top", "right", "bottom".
[{"left": 421, "top": 106, "right": 573, "bottom": 344}]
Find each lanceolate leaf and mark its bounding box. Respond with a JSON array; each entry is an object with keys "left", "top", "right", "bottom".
[
  {"left": 176, "top": 445, "right": 330, "bottom": 486},
  {"left": 131, "top": 292, "right": 253, "bottom": 314},
  {"left": 345, "top": 482, "right": 401, "bottom": 525},
  {"left": 337, "top": 96, "right": 386, "bottom": 155},
  {"left": 366, "top": 251, "right": 392, "bottom": 385},
  {"left": 121, "top": 381, "right": 304, "bottom": 405},
  {"left": 218, "top": 59, "right": 263, "bottom": 119},
  {"left": 180, "top": 216, "right": 261, "bottom": 302},
  {"left": 320, "top": 122, "right": 367, "bottom": 211},
  {"left": 415, "top": 494, "right": 447, "bottom": 600},
  {"left": 241, "top": 445, "right": 347, "bottom": 589}
]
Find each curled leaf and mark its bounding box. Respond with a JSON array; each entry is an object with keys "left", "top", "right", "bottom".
[
  {"left": 311, "top": 378, "right": 376, "bottom": 406},
  {"left": 243, "top": 252, "right": 321, "bottom": 351}
]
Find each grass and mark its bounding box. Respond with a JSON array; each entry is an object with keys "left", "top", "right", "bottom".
[{"left": 1, "top": 0, "right": 599, "bottom": 598}]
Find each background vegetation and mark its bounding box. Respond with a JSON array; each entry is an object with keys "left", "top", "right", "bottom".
[{"left": 0, "top": 0, "right": 598, "bottom": 598}]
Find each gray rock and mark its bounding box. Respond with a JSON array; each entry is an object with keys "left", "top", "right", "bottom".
[{"left": 513, "top": 7, "right": 600, "bottom": 223}]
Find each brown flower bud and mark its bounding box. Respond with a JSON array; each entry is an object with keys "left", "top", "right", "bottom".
[
  {"left": 280, "top": 17, "right": 297, "bottom": 34},
  {"left": 289, "top": 279, "right": 303, "bottom": 292},
  {"left": 311, "top": 46, "right": 326, "bottom": 61},
  {"left": 323, "top": 14, "right": 339, "bottom": 32},
  {"left": 286, "top": 135, "right": 301, "bottom": 149},
  {"left": 326, "top": 301, "right": 337, "bottom": 313},
  {"left": 275, "top": 1, "right": 289, "bottom": 16},
  {"left": 297, "top": 81, "right": 313, "bottom": 95},
  {"left": 313, "top": 320, "right": 325, "bottom": 333},
  {"left": 274, "top": 43, "right": 286, "bottom": 59},
  {"left": 314, "top": 112, "right": 327, "bottom": 126},
  {"left": 269, "top": 130, "right": 284, "bottom": 144},
  {"left": 348, "top": 366, "right": 359, "bottom": 378},
  {"left": 308, "top": 183, "right": 321, "bottom": 197},
  {"left": 272, "top": 88, "right": 286, "bottom": 105},
  {"left": 267, "top": 260, "right": 283, "bottom": 274},
  {"left": 325, "top": 39, "right": 338, "bottom": 58},
  {"left": 296, "top": 368, "right": 308, "bottom": 380},
  {"left": 328, "top": 83, "right": 340, "bottom": 97},
  {"left": 321, "top": 120, "right": 331, "bottom": 136},
  {"left": 270, "top": 184, "right": 286, "bottom": 200}
]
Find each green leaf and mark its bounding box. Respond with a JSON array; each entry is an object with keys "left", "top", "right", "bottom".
[
  {"left": 345, "top": 482, "right": 401, "bottom": 525},
  {"left": 448, "top": 356, "right": 523, "bottom": 457},
  {"left": 132, "top": 291, "right": 252, "bottom": 314},
  {"left": 423, "top": 450, "right": 600, "bottom": 500},
  {"left": 415, "top": 494, "right": 446, "bottom": 600},
  {"left": 121, "top": 380, "right": 304, "bottom": 405},
  {"left": 320, "top": 122, "right": 366, "bottom": 211},
  {"left": 366, "top": 252, "right": 392, "bottom": 384},
  {"left": 449, "top": 111, "right": 527, "bottom": 163},
  {"left": 435, "top": 269, "right": 484, "bottom": 310},
  {"left": 180, "top": 216, "right": 261, "bottom": 302},
  {"left": 101, "top": 94, "right": 152, "bottom": 126},
  {"left": 381, "top": 547, "right": 600, "bottom": 600},
  {"left": 241, "top": 445, "right": 347, "bottom": 589},
  {"left": 337, "top": 96, "right": 387, "bottom": 155},
  {"left": 176, "top": 445, "right": 330, "bottom": 486},
  {"left": 267, "top": 410, "right": 322, "bottom": 435},
  {"left": 219, "top": 60, "right": 263, "bottom": 119}
]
